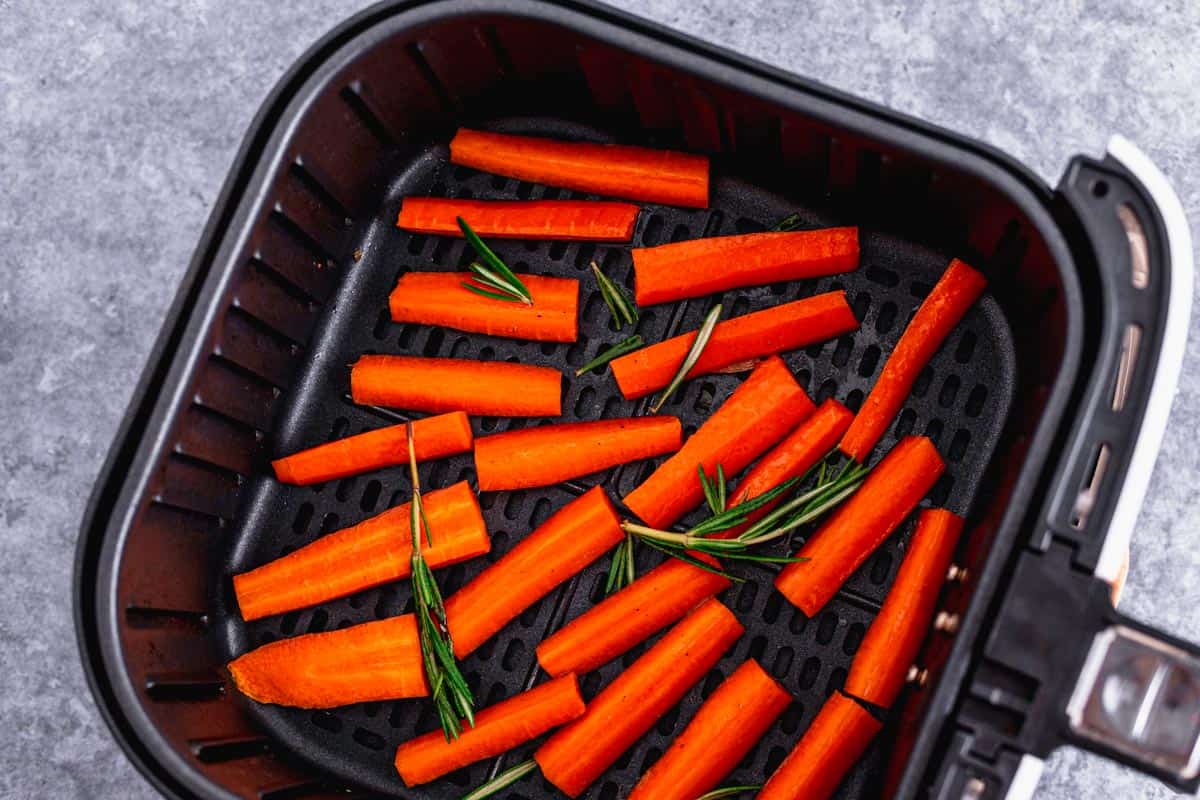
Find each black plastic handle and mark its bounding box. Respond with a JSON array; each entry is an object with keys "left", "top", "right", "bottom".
[{"left": 928, "top": 137, "right": 1196, "bottom": 799}]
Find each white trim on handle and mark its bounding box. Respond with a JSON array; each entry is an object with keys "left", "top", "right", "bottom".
[
  {"left": 1003, "top": 754, "right": 1046, "bottom": 800},
  {"left": 1094, "top": 136, "right": 1194, "bottom": 584}
]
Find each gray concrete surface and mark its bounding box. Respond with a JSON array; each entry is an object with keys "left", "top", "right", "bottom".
[{"left": 1, "top": 1, "right": 1198, "bottom": 797}]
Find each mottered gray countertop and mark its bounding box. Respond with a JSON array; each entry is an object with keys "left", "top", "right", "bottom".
[{"left": 2, "top": 1, "right": 1198, "bottom": 798}]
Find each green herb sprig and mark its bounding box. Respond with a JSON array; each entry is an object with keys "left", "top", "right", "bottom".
[
  {"left": 650, "top": 303, "right": 721, "bottom": 414},
  {"left": 592, "top": 261, "right": 639, "bottom": 329},
  {"left": 458, "top": 216, "right": 532, "bottom": 304},
  {"left": 695, "top": 786, "right": 763, "bottom": 800},
  {"left": 575, "top": 335, "right": 644, "bottom": 377},
  {"left": 460, "top": 758, "right": 538, "bottom": 800}
]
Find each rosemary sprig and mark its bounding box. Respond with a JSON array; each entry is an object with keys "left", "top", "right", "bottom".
[
  {"left": 592, "top": 260, "right": 639, "bottom": 329},
  {"left": 773, "top": 212, "right": 803, "bottom": 231},
  {"left": 574, "top": 335, "right": 644, "bottom": 377},
  {"left": 406, "top": 422, "right": 475, "bottom": 741},
  {"left": 650, "top": 303, "right": 722, "bottom": 414},
  {"left": 604, "top": 530, "right": 639, "bottom": 594},
  {"left": 458, "top": 216, "right": 532, "bottom": 305},
  {"left": 695, "top": 786, "right": 763, "bottom": 800},
  {"left": 698, "top": 463, "right": 727, "bottom": 515},
  {"left": 460, "top": 758, "right": 538, "bottom": 800}
]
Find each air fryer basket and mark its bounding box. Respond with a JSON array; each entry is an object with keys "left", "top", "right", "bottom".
[{"left": 76, "top": 2, "right": 1198, "bottom": 799}]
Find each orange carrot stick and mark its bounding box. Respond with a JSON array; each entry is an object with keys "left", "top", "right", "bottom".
[
  {"left": 758, "top": 691, "right": 882, "bottom": 800},
  {"left": 775, "top": 436, "right": 945, "bottom": 616},
  {"left": 623, "top": 356, "right": 814, "bottom": 529},
  {"left": 534, "top": 600, "right": 744, "bottom": 797},
  {"left": 611, "top": 292, "right": 859, "bottom": 400},
  {"left": 449, "top": 128, "right": 709, "bottom": 208},
  {"left": 393, "top": 674, "right": 586, "bottom": 786},
  {"left": 234, "top": 481, "right": 488, "bottom": 622},
  {"left": 228, "top": 615, "right": 428, "bottom": 708},
  {"left": 536, "top": 555, "right": 731, "bottom": 677},
  {"left": 350, "top": 355, "right": 562, "bottom": 417},
  {"left": 840, "top": 259, "right": 987, "bottom": 462},
  {"left": 389, "top": 272, "right": 579, "bottom": 343},
  {"left": 397, "top": 198, "right": 640, "bottom": 241},
  {"left": 271, "top": 411, "right": 473, "bottom": 485},
  {"left": 444, "top": 486, "right": 623, "bottom": 658},
  {"left": 474, "top": 417, "right": 683, "bottom": 492},
  {"left": 721, "top": 399, "right": 854, "bottom": 538},
  {"left": 633, "top": 228, "right": 859, "bottom": 306},
  {"left": 844, "top": 508, "right": 964, "bottom": 708},
  {"left": 627, "top": 659, "right": 792, "bottom": 800}
]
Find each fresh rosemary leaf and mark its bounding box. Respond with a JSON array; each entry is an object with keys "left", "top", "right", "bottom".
[
  {"left": 773, "top": 212, "right": 802, "bottom": 231},
  {"left": 699, "top": 464, "right": 721, "bottom": 515},
  {"left": 458, "top": 216, "right": 532, "bottom": 304},
  {"left": 716, "top": 464, "right": 727, "bottom": 513},
  {"left": 650, "top": 303, "right": 722, "bottom": 414},
  {"left": 695, "top": 785, "right": 762, "bottom": 800},
  {"left": 461, "top": 758, "right": 539, "bottom": 800},
  {"left": 640, "top": 538, "right": 743, "bottom": 583},
  {"left": 574, "top": 335, "right": 644, "bottom": 377},
  {"left": 591, "top": 261, "right": 639, "bottom": 329}
]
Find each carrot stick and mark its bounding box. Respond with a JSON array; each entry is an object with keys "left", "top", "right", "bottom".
[
  {"left": 840, "top": 259, "right": 987, "bottom": 462},
  {"left": 389, "top": 272, "right": 579, "bottom": 343},
  {"left": 623, "top": 356, "right": 814, "bottom": 529},
  {"left": 234, "top": 481, "right": 488, "bottom": 622},
  {"left": 627, "top": 659, "right": 792, "bottom": 800},
  {"left": 721, "top": 399, "right": 854, "bottom": 538},
  {"left": 397, "top": 198, "right": 640, "bottom": 241},
  {"left": 350, "top": 355, "right": 562, "bottom": 417},
  {"left": 534, "top": 599, "right": 744, "bottom": 797},
  {"left": 393, "top": 674, "right": 585, "bottom": 786},
  {"left": 774, "top": 436, "right": 945, "bottom": 616},
  {"left": 610, "top": 292, "right": 859, "bottom": 400},
  {"left": 474, "top": 417, "right": 683, "bottom": 492},
  {"left": 633, "top": 228, "right": 859, "bottom": 306},
  {"left": 757, "top": 691, "right": 882, "bottom": 800},
  {"left": 271, "top": 411, "right": 473, "bottom": 485},
  {"left": 536, "top": 555, "right": 731, "bottom": 677},
  {"left": 228, "top": 615, "right": 428, "bottom": 708},
  {"left": 444, "top": 486, "right": 623, "bottom": 658},
  {"left": 844, "top": 508, "right": 964, "bottom": 708},
  {"left": 449, "top": 128, "right": 709, "bottom": 208}
]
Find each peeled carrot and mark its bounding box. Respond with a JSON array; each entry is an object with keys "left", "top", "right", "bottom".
[
  {"left": 628, "top": 659, "right": 791, "bottom": 800},
  {"left": 623, "top": 356, "right": 813, "bottom": 529},
  {"left": 775, "top": 436, "right": 945, "bottom": 616},
  {"left": 449, "top": 128, "right": 709, "bottom": 208},
  {"left": 271, "top": 411, "right": 473, "bottom": 485},
  {"left": 228, "top": 615, "right": 428, "bottom": 708},
  {"left": 722, "top": 399, "right": 854, "bottom": 538},
  {"left": 534, "top": 599, "right": 743, "bottom": 797},
  {"left": 474, "top": 417, "right": 683, "bottom": 492},
  {"left": 758, "top": 691, "right": 882, "bottom": 800},
  {"left": 234, "top": 481, "right": 488, "bottom": 622},
  {"left": 397, "top": 198, "right": 640, "bottom": 241},
  {"left": 350, "top": 355, "right": 562, "bottom": 417},
  {"left": 444, "top": 486, "right": 623, "bottom": 658},
  {"left": 840, "top": 259, "right": 987, "bottom": 462},
  {"left": 611, "top": 292, "right": 858, "bottom": 400},
  {"left": 536, "top": 555, "right": 731, "bottom": 677},
  {"left": 389, "top": 272, "right": 579, "bottom": 343},
  {"left": 633, "top": 228, "right": 859, "bottom": 306},
  {"left": 844, "top": 508, "right": 964, "bottom": 708},
  {"left": 393, "top": 674, "right": 585, "bottom": 786}
]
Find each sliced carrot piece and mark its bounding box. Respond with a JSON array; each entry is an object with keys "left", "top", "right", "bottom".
[
  {"left": 844, "top": 508, "right": 964, "bottom": 708},
  {"left": 234, "top": 481, "right": 488, "bottom": 622},
  {"left": 350, "top": 355, "right": 562, "bottom": 417},
  {"left": 536, "top": 555, "right": 731, "bottom": 677},
  {"left": 628, "top": 659, "right": 792, "bottom": 800},
  {"left": 271, "top": 411, "right": 473, "bottom": 485},
  {"left": 534, "top": 599, "right": 744, "bottom": 798},
  {"left": 623, "top": 356, "right": 814, "bottom": 529},
  {"left": 397, "top": 198, "right": 640, "bottom": 241},
  {"left": 633, "top": 228, "right": 859, "bottom": 306},
  {"left": 774, "top": 436, "right": 945, "bottom": 616},
  {"left": 393, "top": 674, "right": 585, "bottom": 786},
  {"left": 758, "top": 691, "right": 882, "bottom": 800},
  {"left": 228, "top": 615, "right": 428, "bottom": 708},
  {"left": 444, "top": 486, "right": 623, "bottom": 658},
  {"left": 474, "top": 417, "right": 682, "bottom": 492},
  {"left": 449, "top": 128, "right": 708, "bottom": 208},
  {"left": 389, "top": 272, "right": 579, "bottom": 343},
  {"left": 721, "top": 399, "right": 853, "bottom": 538},
  {"left": 611, "top": 292, "right": 858, "bottom": 399},
  {"left": 840, "top": 259, "right": 987, "bottom": 462}
]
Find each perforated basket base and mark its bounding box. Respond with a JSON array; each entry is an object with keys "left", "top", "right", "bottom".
[{"left": 215, "top": 119, "right": 1015, "bottom": 799}]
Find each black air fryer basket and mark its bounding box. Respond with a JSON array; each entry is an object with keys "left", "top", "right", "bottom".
[{"left": 75, "top": 2, "right": 1198, "bottom": 799}]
